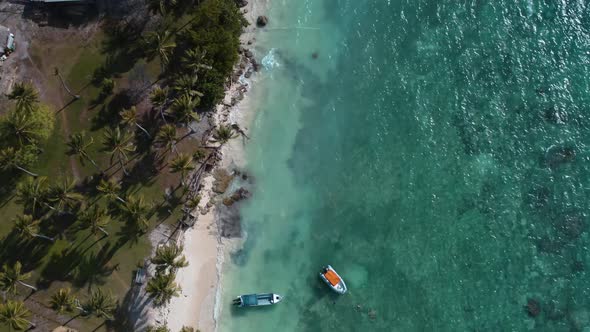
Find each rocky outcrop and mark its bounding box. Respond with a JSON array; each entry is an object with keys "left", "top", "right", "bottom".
[{"left": 256, "top": 15, "right": 268, "bottom": 27}]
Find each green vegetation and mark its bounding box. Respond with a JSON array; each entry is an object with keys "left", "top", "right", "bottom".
[{"left": 0, "top": 0, "right": 245, "bottom": 330}]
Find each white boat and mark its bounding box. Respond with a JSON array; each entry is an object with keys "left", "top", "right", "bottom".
[
  {"left": 233, "top": 293, "right": 283, "bottom": 307},
  {"left": 320, "top": 265, "right": 347, "bottom": 294}
]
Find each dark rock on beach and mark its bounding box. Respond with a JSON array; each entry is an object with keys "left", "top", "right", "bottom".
[
  {"left": 235, "top": 0, "right": 248, "bottom": 8},
  {"left": 257, "top": 15, "right": 268, "bottom": 27}
]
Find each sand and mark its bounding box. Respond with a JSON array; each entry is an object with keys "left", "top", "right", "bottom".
[{"left": 159, "top": 1, "right": 269, "bottom": 331}]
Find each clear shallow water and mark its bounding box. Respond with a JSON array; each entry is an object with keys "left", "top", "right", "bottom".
[{"left": 220, "top": 0, "right": 590, "bottom": 331}]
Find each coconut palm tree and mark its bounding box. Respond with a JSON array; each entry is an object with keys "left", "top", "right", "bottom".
[
  {"left": 101, "top": 78, "right": 115, "bottom": 96},
  {"left": 13, "top": 215, "right": 54, "bottom": 242},
  {"left": 47, "top": 178, "right": 84, "bottom": 213},
  {"left": 0, "top": 147, "right": 38, "bottom": 177},
  {"left": 66, "top": 132, "right": 101, "bottom": 172},
  {"left": 7, "top": 82, "right": 39, "bottom": 114},
  {"left": 16, "top": 176, "right": 52, "bottom": 214},
  {"left": 120, "top": 106, "right": 151, "bottom": 138},
  {"left": 103, "top": 127, "right": 136, "bottom": 176},
  {"left": 79, "top": 205, "right": 110, "bottom": 237},
  {"left": 150, "top": 87, "right": 168, "bottom": 123},
  {"left": 0, "top": 261, "right": 37, "bottom": 295},
  {"left": 185, "top": 195, "right": 200, "bottom": 210},
  {"left": 54, "top": 68, "right": 80, "bottom": 99},
  {"left": 96, "top": 179, "right": 126, "bottom": 204},
  {"left": 151, "top": 243, "right": 188, "bottom": 273},
  {"left": 172, "top": 75, "right": 202, "bottom": 98},
  {"left": 0, "top": 111, "right": 45, "bottom": 147},
  {"left": 181, "top": 48, "right": 211, "bottom": 75},
  {"left": 155, "top": 124, "right": 178, "bottom": 156},
  {"left": 0, "top": 300, "right": 35, "bottom": 331},
  {"left": 212, "top": 124, "right": 238, "bottom": 146},
  {"left": 146, "top": 272, "right": 180, "bottom": 306},
  {"left": 49, "top": 288, "right": 76, "bottom": 314},
  {"left": 171, "top": 94, "right": 199, "bottom": 129},
  {"left": 179, "top": 327, "right": 196, "bottom": 332},
  {"left": 119, "top": 194, "right": 150, "bottom": 231},
  {"left": 83, "top": 288, "right": 116, "bottom": 320},
  {"left": 145, "top": 31, "right": 176, "bottom": 71},
  {"left": 169, "top": 153, "right": 194, "bottom": 186}
]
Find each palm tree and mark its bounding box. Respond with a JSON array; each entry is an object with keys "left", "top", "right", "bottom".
[
  {"left": 185, "top": 195, "right": 200, "bottom": 210},
  {"left": 171, "top": 94, "right": 199, "bottom": 129},
  {"left": 54, "top": 67, "right": 80, "bottom": 99},
  {"left": 103, "top": 127, "right": 136, "bottom": 175},
  {"left": 212, "top": 124, "right": 238, "bottom": 146},
  {"left": 145, "top": 31, "right": 176, "bottom": 71},
  {"left": 96, "top": 179, "right": 126, "bottom": 204},
  {"left": 49, "top": 288, "right": 76, "bottom": 314},
  {"left": 83, "top": 288, "right": 116, "bottom": 320},
  {"left": 13, "top": 215, "right": 54, "bottom": 242},
  {"left": 7, "top": 82, "right": 39, "bottom": 114},
  {"left": 146, "top": 0, "right": 177, "bottom": 16},
  {"left": 47, "top": 178, "right": 84, "bottom": 213},
  {"left": 119, "top": 194, "right": 150, "bottom": 231},
  {"left": 172, "top": 75, "right": 202, "bottom": 98},
  {"left": 169, "top": 153, "right": 194, "bottom": 186},
  {"left": 150, "top": 87, "right": 168, "bottom": 123},
  {"left": 0, "top": 300, "right": 35, "bottom": 331},
  {"left": 101, "top": 78, "right": 115, "bottom": 96},
  {"left": 180, "top": 327, "right": 196, "bottom": 332},
  {"left": 16, "top": 176, "right": 52, "bottom": 214},
  {"left": 151, "top": 243, "right": 188, "bottom": 273},
  {"left": 0, "top": 147, "right": 38, "bottom": 177},
  {"left": 120, "top": 106, "right": 151, "bottom": 138},
  {"left": 0, "top": 261, "right": 37, "bottom": 294},
  {"left": 155, "top": 124, "right": 178, "bottom": 156},
  {"left": 181, "top": 48, "right": 211, "bottom": 75},
  {"left": 79, "top": 205, "right": 110, "bottom": 237},
  {"left": 145, "top": 272, "right": 180, "bottom": 306},
  {"left": 66, "top": 132, "right": 101, "bottom": 172},
  {"left": 0, "top": 111, "right": 44, "bottom": 147}
]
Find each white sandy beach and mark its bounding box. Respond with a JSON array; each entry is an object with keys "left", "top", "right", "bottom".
[{"left": 161, "top": 1, "right": 269, "bottom": 331}]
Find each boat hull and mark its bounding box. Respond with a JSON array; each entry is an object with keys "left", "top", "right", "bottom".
[
  {"left": 233, "top": 293, "right": 283, "bottom": 307},
  {"left": 320, "top": 265, "right": 347, "bottom": 294}
]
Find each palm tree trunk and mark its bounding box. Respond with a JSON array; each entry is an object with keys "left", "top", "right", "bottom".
[
  {"left": 115, "top": 195, "right": 126, "bottom": 204},
  {"left": 33, "top": 233, "right": 55, "bottom": 242},
  {"left": 85, "top": 155, "right": 102, "bottom": 173},
  {"left": 160, "top": 106, "right": 168, "bottom": 124},
  {"left": 24, "top": 318, "right": 36, "bottom": 329},
  {"left": 98, "top": 227, "right": 109, "bottom": 236},
  {"left": 135, "top": 123, "right": 151, "bottom": 138},
  {"left": 119, "top": 157, "right": 128, "bottom": 176},
  {"left": 17, "top": 280, "right": 37, "bottom": 292},
  {"left": 15, "top": 165, "right": 38, "bottom": 177},
  {"left": 55, "top": 69, "right": 80, "bottom": 99}
]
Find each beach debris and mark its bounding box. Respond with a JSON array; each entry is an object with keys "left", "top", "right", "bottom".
[
  {"left": 257, "top": 15, "right": 269, "bottom": 27},
  {"left": 525, "top": 298, "right": 541, "bottom": 317}
]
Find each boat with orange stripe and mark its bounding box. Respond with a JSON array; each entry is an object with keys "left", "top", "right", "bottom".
[{"left": 320, "top": 265, "right": 347, "bottom": 294}]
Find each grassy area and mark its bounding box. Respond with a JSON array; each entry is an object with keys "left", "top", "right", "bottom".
[{"left": 0, "top": 23, "right": 185, "bottom": 332}]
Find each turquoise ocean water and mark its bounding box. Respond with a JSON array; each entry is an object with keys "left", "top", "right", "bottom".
[{"left": 220, "top": 0, "right": 590, "bottom": 330}]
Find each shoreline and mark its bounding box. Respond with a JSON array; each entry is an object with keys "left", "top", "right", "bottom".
[{"left": 157, "top": 1, "right": 270, "bottom": 331}]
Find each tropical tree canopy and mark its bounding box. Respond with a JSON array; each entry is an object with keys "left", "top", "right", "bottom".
[
  {"left": 150, "top": 87, "right": 168, "bottom": 108},
  {"left": 0, "top": 300, "right": 32, "bottom": 331},
  {"left": 83, "top": 288, "right": 116, "bottom": 320},
  {"left": 119, "top": 194, "right": 151, "bottom": 231},
  {"left": 16, "top": 176, "right": 50, "bottom": 214},
  {"left": 78, "top": 205, "right": 110, "bottom": 236},
  {"left": 155, "top": 124, "right": 177, "bottom": 151},
  {"left": 7, "top": 82, "right": 39, "bottom": 114},
  {"left": 151, "top": 243, "right": 188, "bottom": 273},
  {"left": 171, "top": 94, "right": 199, "bottom": 126},
  {"left": 13, "top": 214, "right": 53, "bottom": 242},
  {"left": 0, "top": 261, "right": 36, "bottom": 295},
  {"left": 169, "top": 153, "right": 195, "bottom": 178},
  {"left": 0, "top": 146, "right": 38, "bottom": 177},
  {"left": 212, "top": 124, "right": 238, "bottom": 145},
  {"left": 146, "top": 272, "right": 181, "bottom": 306},
  {"left": 47, "top": 178, "right": 84, "bottom": 213},
  {"left": 96, "top": 178, "right": 125, "bottom": 203},
  {"left": 49, "top": 288, "right": 76, "bottom": 314},
  {"left": 103, "top": 127, "right": 136, "bottom": 166}
]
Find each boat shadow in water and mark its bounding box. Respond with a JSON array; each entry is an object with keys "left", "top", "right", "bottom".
[{"left": 228, "top": 300, "right": 280, "bottom": 317}]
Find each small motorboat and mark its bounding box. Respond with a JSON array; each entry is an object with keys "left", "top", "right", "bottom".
[
  {"left": 320, "top": 265, "right": 347, "bottom": 294},
  {"left": 233, "top": 293, "right": 283, "bottom": 307}
]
